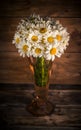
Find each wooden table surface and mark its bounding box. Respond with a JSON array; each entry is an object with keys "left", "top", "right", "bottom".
[{"left": 0, "top": 84, "right": 81, "bottom": 130}]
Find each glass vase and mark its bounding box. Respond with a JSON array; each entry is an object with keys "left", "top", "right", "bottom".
[{"left": 27, "top": 57, "right": 54, "bottom": 116}]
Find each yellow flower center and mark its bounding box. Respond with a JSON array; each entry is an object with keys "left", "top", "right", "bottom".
[
  {"left": 31, "top": 36, "right": 38, "bottom": 42},
  {"left": 40, "top": 28, "right": 47, "bottom": 33},
  {"left": 23, "top": 45, "right": 28, "bottom": 52},
  {"left": 47, "top": 36, "right": 54, "bottom": 43},
  {"left": 56, "top": 35, "right": 62, "bottom": 41},
  {"left": 35, "top": 48, "right": 41, "bottom": 54},
  {"left": 50, "top": 48, "right": 57, "bottom": 55},
  {"left": 16, "top": 38, "right": 20, "bottom": 44}
]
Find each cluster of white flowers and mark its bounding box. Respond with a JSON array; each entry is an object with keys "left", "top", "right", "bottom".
[{"left": 12, "top": 14, "right": 70, "bottom": 61}]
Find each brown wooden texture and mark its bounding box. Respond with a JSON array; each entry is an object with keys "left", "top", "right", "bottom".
[
  {"left": 0, "top": 52, "right": 81, "bottom": 84},
  {"left": 0, "top": 84, "right": 81, "bottom": 129},
  {"left": 0, "top": 0, "right": 81, "bottom": 84},
  {"left": 0, "top": 0, "right": 81, "bottom": 17}
]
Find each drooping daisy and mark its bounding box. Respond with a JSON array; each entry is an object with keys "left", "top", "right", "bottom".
[{"left": 17, "top": 41, "right": 31, "bottom": 57}]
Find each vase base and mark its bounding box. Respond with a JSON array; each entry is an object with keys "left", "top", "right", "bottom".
[{"left": 27, "top": 97, "right": 54, "bottom": 116}]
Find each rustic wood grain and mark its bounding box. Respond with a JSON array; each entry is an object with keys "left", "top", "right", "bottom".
[
  {"left": 0, "top": 52, "right": 81, "bottom": 84},
  {"left": 0, "top": 0, "right": 81, "bottom": 18},
  {"left": 0, "top": 84, "right": 81, "bottom": 129},
  {"left": 0, "top": 88, "right": 81, "bottom": 105}
]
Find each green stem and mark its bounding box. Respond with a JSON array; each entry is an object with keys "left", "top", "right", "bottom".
[{"left": 34, "top": 57, "right": 49, "bottom": 87}]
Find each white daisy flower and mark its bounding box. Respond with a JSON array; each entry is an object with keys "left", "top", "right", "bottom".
[
  {"left": 45, "top": 44, "right": 59, "bottom": 61},
  {"left": 12, "top": 14, "right": 70, "bottom": 61},
  {"left": 32, "top": 44, "right": 44, "bottom": 58},
  {"left": 38, "top": 22, "right": 51, "bottom": 35},
  {"left": 44, "top": 32, "right": 55, "bottom": 45},
  {"left": 55, "top": 33, "right": 62, "bottom": 42},
  {"left": 28, "top": 30, "right": 42, "bottom": 44},
  {"left": 17, "top": 41, "right": 31, "bottom": 57},
  {"left": 12, "top": 33, "right": 21, "bottom": 47},
  {"left": 60, "top": 30, "right": 69, "bottom": 42}
]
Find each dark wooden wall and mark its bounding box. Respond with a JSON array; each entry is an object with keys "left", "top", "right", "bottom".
[{"left": 0, "top": 0, "right": 81, "bottom": 84}]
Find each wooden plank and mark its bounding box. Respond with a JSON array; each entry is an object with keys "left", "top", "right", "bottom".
[
  {"left": 0, "top": 83, "right": 81, "bottom": 90},
  {"left": 0, "top": 18, "right": 81, "bottom": 53},
  {"left": 0, "top": 0, "right": 81, "bottom": 17},
  {"left": 0, "top": 114, "right": 81, "bottom": 126},
  {"left": 1, "top": 126, "right": 80, "bottom": 130},
  {"left": 0, "top": 89, "right": 81, "bottom": 105},
  {"left": 0, "top": 52, "right": 81, "bottom": 84},
  {"left": 0, "top": 84, "right": 81, "bottom": 128},
  {"left": 0, "top": 126, "right": 80, "bottom": 130},
  {"left": 0, "top": 86, "right": 81, "bottom": 127}
]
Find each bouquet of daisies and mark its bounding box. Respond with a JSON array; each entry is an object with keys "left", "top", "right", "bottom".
[{"left": 12, "top": 14, "right": 70, "bottom": 61}]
